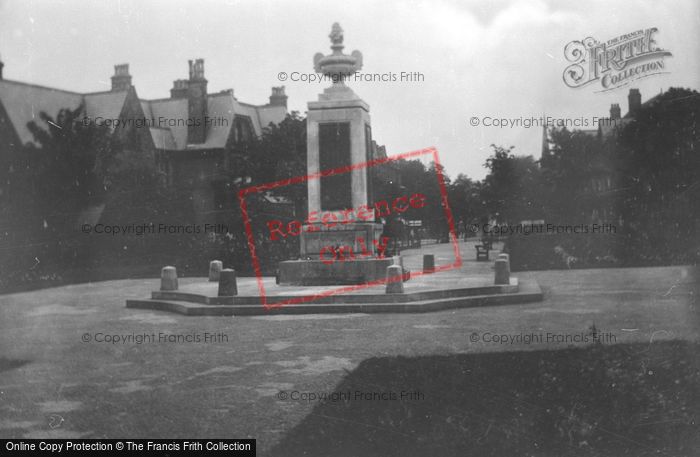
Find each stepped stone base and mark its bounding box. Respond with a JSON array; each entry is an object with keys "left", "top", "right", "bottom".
[
  {"left": 125, "top": 277, "right": 544, "bottom": 316},
  {"left": 278, "top": 258, "right": 393, "bottom": 286}
]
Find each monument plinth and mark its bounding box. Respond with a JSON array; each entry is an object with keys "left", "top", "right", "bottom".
[{"left": 278, "top": 23, "right": 391, "bottom": 285}]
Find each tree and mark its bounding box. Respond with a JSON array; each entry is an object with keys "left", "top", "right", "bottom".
[
  {"left": 25, "top": 105, "right": 112, "bottom": 205},
  {"left": 540, "top": 128, "right": 608, "bottom": 223},
  {"left": 371, "top": 159, "right": 454, "bottom": 240},
  {"left": 448, "top": 174, "right": 483, "bottom": 232},
  {"left": 1, "top": 105, "right": 117, "bottom": 251},
  {"left": 617, "top": 88, "right": 700, "bottom": 212},
  {"left": 615, "top": 87, "right": 700, "bottom": 263},
  {"left": 481, "top": 145, "right": 543, "bottom": 224},
  {"left": 236, "top": 111, "right": 307, "bottom": 216}
]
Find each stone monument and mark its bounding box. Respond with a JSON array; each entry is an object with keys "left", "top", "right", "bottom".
[{"left": 277, "top": 23, "right": 393, "bottom": 285}]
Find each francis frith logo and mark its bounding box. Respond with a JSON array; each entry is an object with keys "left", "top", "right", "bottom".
[{"left": 563, "top": 27, "right": 672, "bottom": 92}]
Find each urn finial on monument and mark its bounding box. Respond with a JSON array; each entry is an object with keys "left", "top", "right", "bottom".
[
  {"left": 330, "top": 22, "right": 343, "bottom": 47},
  {"left": 313, "top": 22, "right": 363, "bottom": 86}
]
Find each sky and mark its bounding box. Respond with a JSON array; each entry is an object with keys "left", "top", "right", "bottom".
[{"left": 1, "top": 0, "right": 698, "bottom": 180}]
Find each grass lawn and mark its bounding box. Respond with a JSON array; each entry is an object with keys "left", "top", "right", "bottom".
[
  {"left": 271, "top": 341, "right": 700, "bottom": 457},
  {"left": 0, "top": 253, "right": 696, "bottom": 455}
]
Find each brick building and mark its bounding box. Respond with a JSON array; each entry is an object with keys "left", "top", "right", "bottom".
[
  {"left": 0, "top": 58, "right": 288, "bottom": 221},
  {"left": 541, "top": 88, "right": 660, "bottom": 225}
]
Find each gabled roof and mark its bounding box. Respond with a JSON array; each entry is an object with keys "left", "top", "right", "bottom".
[
  {"left": 146, "top": 98, "right": 189, "bottom": 149},
  {"left": 0, "top": 79, "right": 133, "bottom": 147},
  {"left": 186, "top": 92, "right": 237, "bottom": 150},
  {"left": 149, "top": 127, "right": 177, "bottom": 150},
  {"left": 0, "top": 78, "right": 287, "bottom": 151},
  {"left": 235, "top": 101, "right": 264, "bottom": 136},
  {"left": 84, "top": 91, "right": 128, "bottom": 123},
  {"left": 0, "top": 80, "right": 83, "bottom": 146},
  {"left": 140, "top": 100, "right": 153, "bottom": 119},
  {"left": 257, "top": 104, "right": 287, "bottom": 130}
]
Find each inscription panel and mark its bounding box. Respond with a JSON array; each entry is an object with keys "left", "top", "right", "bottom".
[{"left": 319, "top": 122, "right": 352, "bottom": 211}]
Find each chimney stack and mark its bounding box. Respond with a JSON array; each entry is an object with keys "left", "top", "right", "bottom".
[
  {"left": 111, "top": 64, "right": 132, "bottom": 91},
  {"left": 609, "top": 103, "right": 621, "bottom": 120},
  {"left": 170, "top": 79, "right": 189, "bottom": 98},
  {"left": 189, "top": 58, "right": 205, "bottom": 80},
  {"left": 628, "top": 88, "right": 641, "bottom": 115},
  {"left": 186, "top": 59, "right": 208, "bottom": 144},
  {"left": 269, "top": 86, "right": 287, "bottom": 108}
]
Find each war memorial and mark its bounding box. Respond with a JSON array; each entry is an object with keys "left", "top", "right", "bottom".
[{"left": 126, "top": 24, "right": 543, "bottom": 316}]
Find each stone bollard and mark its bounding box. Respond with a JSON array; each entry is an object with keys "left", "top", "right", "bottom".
[
  {"left": 497, "top": 253, "right": 510, "bottom": 275},
  {"left": 385, "top": 265, "right": 404, "bottom": 294},
  {"left": 218, "top": 269, "right": 238, "bottom": 296},
  {"left": 423, "top": 254, "right": 435, "bottom": 273},
  {"left": 494, "top": 259, "right": 510, "bottom": 285},
  {"left": 209, "top": 260, "right": 223, "bottom": 282},
  {"left": 160, "top": 266, "right": 178, "bottom": 291}
]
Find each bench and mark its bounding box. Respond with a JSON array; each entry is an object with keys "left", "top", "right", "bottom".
[{"left": 475, "top": 244, "right": 490, "bottom": 261}]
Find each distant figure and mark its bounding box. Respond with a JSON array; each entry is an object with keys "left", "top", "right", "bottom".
[
  {"left": 381, "top": 215, "right": 403, "bottom": 256},
  {"left": 458, "top": 219, "right": 466, "bottom": 240}
]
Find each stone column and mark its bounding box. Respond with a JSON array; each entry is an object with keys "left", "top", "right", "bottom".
[
  {"left": 423, "top": 254, "right": 435, "bottom": 273},
  {"left": 497, "top": 254, "right": 510, "bottom": 276},
  {"left": 494, "top": 259, "right": 510, "bottom": 285},
  {"left": 218, "top": 269, "right": 238, "bottom": 296},
  {"left": 209, "top": 260, "right": 223, "bottom": 282},
  {"left": 160, "top": 266, "right": 178, "bottom": 291},
  {"left": 385, "top": 265, "right": 404, "bottom": 294}
]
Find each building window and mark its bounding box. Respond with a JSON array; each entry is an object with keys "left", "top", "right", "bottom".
[{"left": 234, "top": 115, "right": 254, "bottom": 143}]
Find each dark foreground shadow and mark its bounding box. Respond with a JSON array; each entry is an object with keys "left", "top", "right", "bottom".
[
  {"left": 0, "top": 358, "right": 30, "bottom": 373},
  {"left": 269, "top": 341, "right": 700, "bottom": 457}
]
